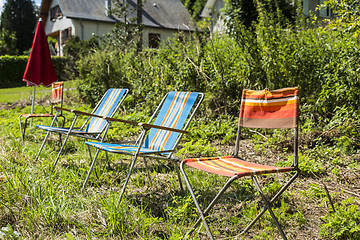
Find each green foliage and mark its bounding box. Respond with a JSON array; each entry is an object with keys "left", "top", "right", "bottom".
[
  {"left": 0, "top": 55, "right": 67, "bottom": 88},
  {"left": 177, "top": 139, "right": 219, "bottom": 158},
  {"left": 62, "top": 36, "right": 100, "bottom": 81},
  {"left": 181, "top": 0, "right": 207, "bottom": 21},
  {"left": 0, "top": 0, "right": 37, "bottom": 54},
  {"left": 224, "top": 0, "right": 296, "bottom": 30},
  {"left": 0, "top": 28, "right": 17, "bottom": 55},
  {"left": 76, "top": 50, "right": 133, "bottom": 106},
  {"left": 320, "top": 198, "right": 360, "bottom": 239},
  {"left": 325, "top": 0, "right": 360, "bottom": 36}
]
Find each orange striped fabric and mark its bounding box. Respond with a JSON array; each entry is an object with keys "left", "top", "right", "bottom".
[
  {"left": 21, "top": 113, "right": 53, "bottom": 118},
  {"left": 184, "top": 156, "right": 295, "bottom": 178},
  {"left": 239, "top": 87, "right": 299, "bottom": 129},
  {"left": 51, "top": 82, "right": 64, "bottom": 104}
]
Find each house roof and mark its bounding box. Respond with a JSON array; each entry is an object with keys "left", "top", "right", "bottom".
[{"left": 40, "top": 0, "right": 196, "bottom": 31}]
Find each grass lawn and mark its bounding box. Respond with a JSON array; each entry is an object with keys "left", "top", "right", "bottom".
[
  {"left": 0, "top": 85, "right": 359, "bottom": 239},
  {"left": 0, "top": 80, "right": 79, "bottom": 104}
]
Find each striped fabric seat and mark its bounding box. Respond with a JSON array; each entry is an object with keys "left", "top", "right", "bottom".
[
  {"left": 239, "top": 87, "right": 299, "bottom": 128},
  {"left": 82, "top": 91, "right": 204, "bottom": 201},
  {"left": 36, "top": 88, "right": 128, "bottom": 135},
  {"left": 20, "top": 113, "right": 53, "bottom": 118},
  {"left": 35, "top": 88, "right": 129, "bottom": 170},
  {"left": 51, "top": 81, "right": 64, "bottom": 104},
  {"left": 86, "top": 88, "right": 128, "bottom": 133},
  {"left": 184, "top": 87, "right": 299, "bottom": 177},
  {"left": 184, "top": 156, "right": 295, "bottom": 178},
  {"left": 85, "top": 142, "right": 165, "bottom": 155},
  {"left": 180, "top": 87, "right": 300, "bottom": 240},
  {"left": 19, "top": 81, "right": 65, "bottom": 142},
  {"left": 86, "top": 91, "right": 200, "bottom": 155},
  {"left": 37, "top": 126, "right": 98, "bottom": 135}
]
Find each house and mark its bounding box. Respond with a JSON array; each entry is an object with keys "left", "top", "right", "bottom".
[
  {"left": 303, "top": 0, "right": 333, "bottom": 19},
  {"left": 200, "top": 0, "right": 225, "bottom": 34},
  {"left": 201, "top": 0, "right": 332, "bottom": 34},
  {"left": 39, "top": 0, "right": 196, "bottom": 55}
]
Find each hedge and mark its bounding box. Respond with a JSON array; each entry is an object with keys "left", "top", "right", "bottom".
[{"left": 0, "top": 55, "right": 67, "bottom": 88}]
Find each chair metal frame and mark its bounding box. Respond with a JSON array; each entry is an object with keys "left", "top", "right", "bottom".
[
  {"left": 19, "top": 81, "right": 65, "bottom": 142},
  {"left": 35, "top": 88, "right": 129, "bottom": 170},
  {"left": 82, "top": 91, "right": 204, "bottom": 204},
  {"left": 180, "top": 87, "right": 300, "bottom": 240}
]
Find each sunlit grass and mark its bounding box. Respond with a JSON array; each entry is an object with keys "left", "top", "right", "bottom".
[
  {"left": 0, "top": 80, "right": 79, "bottom": 104},
  {"left": 0, "top": 86, "right": 358, "bottom": 239}
]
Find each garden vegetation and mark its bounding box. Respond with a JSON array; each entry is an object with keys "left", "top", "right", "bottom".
[{"left": 0, "top": 0, "right": 359, "bottom": 239}]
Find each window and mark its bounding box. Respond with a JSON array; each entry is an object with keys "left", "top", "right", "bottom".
[
  {"left": 149, "top": 33, "right": 161, "bottom": 48},
  {"left": 50, "top": 5, "right": 62, "bottom": 21},
  {"left": 61, "top": 27, "right": 71, "bottom": 44},
  {"left": 319, "top": 0, "right": 331, "bottom": 18}
]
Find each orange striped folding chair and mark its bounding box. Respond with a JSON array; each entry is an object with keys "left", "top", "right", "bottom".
[
  {"left": 19, "top": 81, "right": 65, "bottom": 142},
  {"left": 180, "top": 87, "right": 300, "bottom": 240},
  {"left": 35, "top": 88, "right": 129, "bottom": 170},
  {"left": 82, "top": 91, "right": 204, "bottom": 203}
]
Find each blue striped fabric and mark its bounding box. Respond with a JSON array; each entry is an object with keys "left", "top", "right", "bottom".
[
  {"left": 85, "top": 142, "right": 166, "bottom": 154},
  {"left": 85, "top": 89, "right": 127, "bottom": 133},
  {"left": 85, "top": 91, "right": 200, "bottom": 156},
  {"left": 143, "top": 92, "right": 199, "bottom": 152},
  {"left": 37, "top": 125, "right": 93, "bottom": 134}
]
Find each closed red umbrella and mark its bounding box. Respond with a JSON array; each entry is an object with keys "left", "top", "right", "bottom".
[{"left": 22, "top": 18, "right": 58, "bottom": 124}]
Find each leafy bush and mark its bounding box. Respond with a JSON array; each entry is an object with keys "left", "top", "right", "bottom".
[
  {"left": 0, "top": 55, "right": 67, "bottom": 88},
  {"left": 320, "top": 198, "right": 360, "bottom": 239}
]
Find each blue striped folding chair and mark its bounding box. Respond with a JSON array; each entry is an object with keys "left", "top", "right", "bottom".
[
  {"left": 82, "top": 91, "right": 204, "bottom": 203},
  {"left": 35, "top": 88, "right": 129, "bottom": 170}
]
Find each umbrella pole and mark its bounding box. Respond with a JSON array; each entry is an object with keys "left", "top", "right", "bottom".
[{"left": 30, "top": 86, "right": 36, "bottom": 127}]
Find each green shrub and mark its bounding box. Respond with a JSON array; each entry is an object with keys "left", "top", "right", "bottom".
[
  {"left": 320, "top": 198, "right": 360, "bottom": 239},
  {"left": 0, "top": 55, "right": 67, "bottom": 88}
]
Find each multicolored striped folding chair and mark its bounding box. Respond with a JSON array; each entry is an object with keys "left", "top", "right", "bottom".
[
  {"left": 19, "top": 81, "right": 65, "bottom": 142},
  {"left": 35, "top": 88, "right": 129, "bottom": 170},
  {"left": 82, "top": 91, "right": 204, "bottom": 203},
  {"left": 180, "top": 87, "right": 300, "bottom": 240}
]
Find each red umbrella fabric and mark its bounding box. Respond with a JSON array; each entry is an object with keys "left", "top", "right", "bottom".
[{"left": 23, "top": 19, "right": 58, "bottom": 87}]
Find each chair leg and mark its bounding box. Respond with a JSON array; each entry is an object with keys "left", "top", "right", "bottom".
[
  {"left": 82, "top": 148, "right": 102, "bottom": 191},
  {"left": 35, "top": 130, "right": 51, "bottom": 161},
  {"left": 52, "top": 115, "right": 79, "bottom": 171},
  {"left": 117, "top": 153, "right": 140, "bottom": 204},
  {"left": 241, "top": 171, "right": 299, "bottom": 236},
  {"left": 19, "top": 115, "right": 24, "bottom": 143},
  {"left": 52, "top": 131, "right": 71, "bottom": 171},
  {"left": 105, "top": 152, "right": 113, "bottom": 170},
  {"left": 180, "top": 161, "right": 238, "bottom": 240},
  {"left": 251, "top": 176, "right": 288, "bottom": 240},
  {"left": 143, "top": 157, "right": 153, "bottom": 186},
  {"left": 173, "top": 161, "right": 184, "bottom": 192}
]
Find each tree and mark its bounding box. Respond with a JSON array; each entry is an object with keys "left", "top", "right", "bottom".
[
  {"left": 0, "top": 28, "right": 17, "bottom": 55},
  {"left": 0, "top": 0, "right": 37, "bottom": 54},
  {"left": 182, "top": 0, "right": 207, "bottom": 21},
  {"left": 224, "top": 0, "right": 296, "bottom": 31}
]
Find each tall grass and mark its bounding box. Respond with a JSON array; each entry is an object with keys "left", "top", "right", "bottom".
[{"left": 1, "top": 88, "right": 358, "bottom": 239}]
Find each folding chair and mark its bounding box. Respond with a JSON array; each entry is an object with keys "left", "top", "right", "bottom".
[
  {"left": 19, "top": 81, "right": 65, "bottom": 142},
  {"left": 180, "top": 87, "right": 300, "bottom": 240},
  {"left": 35, "top": 88, "right": 129, "bottom": 170},
  {"left": 82, "top": 91, "right": 204, "bottom": 203}
]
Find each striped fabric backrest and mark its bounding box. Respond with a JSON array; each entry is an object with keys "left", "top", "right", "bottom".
[
  {"left": 51, "top": 82, "right": 64, "bottom": 104},
  {"left": 239, "top": 87, "right": 299, "bottom": 129},
  {"left": 143, "top": 91, "right": 200, "bottom": 152},
  {"left": 85, "top": 88, "right": 128, "bottom": 133}
]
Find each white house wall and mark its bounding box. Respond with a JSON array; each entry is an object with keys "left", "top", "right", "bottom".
[
  {"left": 142, "top": 27, "right": 185, "bottom": 48},
  {"left": 72, "top": 20, "right": 114, "bottom": 40}
]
